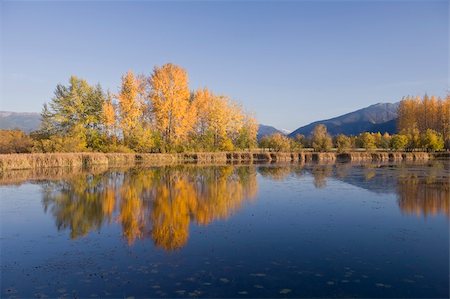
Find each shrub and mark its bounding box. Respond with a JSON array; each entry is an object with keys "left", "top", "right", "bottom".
[{"left": 0, "top": 130, "right": 33, "bottom": 153}]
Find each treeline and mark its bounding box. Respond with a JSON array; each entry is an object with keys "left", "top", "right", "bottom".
[
  {"left": 397, "top": 95, "right": 450, "bottom": 148},
  {"left": 1, "top": 87, "right": 448, "bottom": 154},
  {"left": 26, "top": 63, "right": 257, "bottom": 153},
  {"left": 260, "top": 127, "right": 446, "bottom": 152},
  {"left": 260, "top": 95, "right": 449, "bottom": 152}
]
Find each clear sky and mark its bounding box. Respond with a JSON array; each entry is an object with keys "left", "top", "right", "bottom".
[{"left": 0, "top": 0, "right": 448, "bottom": 131}]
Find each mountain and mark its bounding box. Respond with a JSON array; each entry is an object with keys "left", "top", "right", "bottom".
[
  {"left": 257, "top": 124, "right": 285, "bottom": 140},
  {"left": 289, "top": 102, "right": 399, "bottom": 137},
  {"left": 0, "top": 111, "right": 41, "bottom": 133}
]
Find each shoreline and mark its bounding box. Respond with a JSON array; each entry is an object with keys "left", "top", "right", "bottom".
[{"left": 0, "top": 151, "right": 448, "bottom": 172}]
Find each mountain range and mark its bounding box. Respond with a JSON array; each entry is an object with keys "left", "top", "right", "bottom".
[
  {"left": 0, "top": 102, "right": 400, "bottom": 138},
  {"left": 0, "top": 111, "right": 41, "bottom": 133},
  {"left": 288, "top": 102, "right": 399, "bottom": 138}
]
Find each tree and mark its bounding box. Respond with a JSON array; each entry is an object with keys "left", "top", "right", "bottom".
[
  {"left": 292, "top": 134, "right": 307, "bottom": 149},
  {"left": 28, "top": 64, "right": 260, "bottom": 153},
  {"left": 102, "top": 93, "right": 116, "bottom": 139},
  {"left": 421, "top": 129, "right": 444, "bottom": 151},
  {"left": 259, "top": 133, "right": 291, "bottom": 152},
  {"left": 358, "top": 132, "right": 376, "bottom": 150},
  {"left": 335, "top": 134, "right": 351, "bottom": 153},
  {"left": 405, "top": 127, "right": 421, "bottom": 150},
  {"left": 0, "top": 130, "right": 33, "bottom": 153},
  {"left": 398, "top": 96, "right": 420, "bottom": 135},
  {"left": 35, "top": 76, "right": 106, "bottom": 152},
  {"left": 439, "top": 95, "right": 450, "bottom": 148},
  {"left": 391, "top": 134, "right": 409, "bottom": 151},
  {"left": 380, "top": 132, "right": 391, "bottom": 149},
  {"left": 150, "top": 63, "right": 194, "bottom": 151},
  {"left": 311, "top": 124, "right": 332, "bottom": 152},
  {"left": 235, "top": 114, "right": 258, "bottom": 150},
  {"left": 118, "top": 71, "right": 141, "bottom": 147},
  {"left": 397, "top": 94, "right": 449, "bottom": 149}
]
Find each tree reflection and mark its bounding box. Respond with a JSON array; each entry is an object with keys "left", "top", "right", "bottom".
[
  {"left": 258, "top": 165, "right": 304, "bottom": 181},
  {"left": 42, "top": 166, "right": 258, "bottom": 250},
  {"left": 311, "top": 165, "right": 333, "bottom": 188},
  {"left": 40, "top": 162, "right": 449, "bottom": 250},
  {"left": 396, "top": 173, "right": 449, "bottom": 218},
  {"left": 42, "top": 172, "right": 117, "bottom": 239}
]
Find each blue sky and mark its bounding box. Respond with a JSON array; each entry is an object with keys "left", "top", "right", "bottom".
[{"left": 1, "top": 0, "right": 448, "bottom": 130}]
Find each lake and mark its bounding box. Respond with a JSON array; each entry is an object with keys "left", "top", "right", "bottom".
[{"left": 1, "top": 161, "right": 449, "bottom": 298}]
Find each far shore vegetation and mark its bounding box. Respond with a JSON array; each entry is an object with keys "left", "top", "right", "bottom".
[{"left": 0, "top": 63, "right": 449, "bottom": 154}]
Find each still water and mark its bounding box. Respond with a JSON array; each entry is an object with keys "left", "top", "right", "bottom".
[{"left": 1, "top": 162, "right": 449, "bottom": 298}]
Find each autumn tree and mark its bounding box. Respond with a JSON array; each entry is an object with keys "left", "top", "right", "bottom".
[
  {"left": 335, "top": 134, "right": 351, "bottom": 153},
  {"left": 358, "top": 132, "right": 376, "bottom": 150},
  {"left": 190, "top": 88, "right": 253, "bottom": 151},
  {"left": 32, "top": 63, "right": 258, "bottom": 153},
  {"left": 292, "top": 134, "right": 308, "bottom": 149},
  {"left": 259, "top": 133, "right": 291, "bottom": 152},
  {"left": 379, "top": 132, "right": 391, "bottom": 149},
  {"left": 390, "top": 134, "right": 409, "bottom": 151},
  {"left": 397, "top": 94, "right": 449, "bottom": 149},
  {"left": 236, "top": 114, "right": 258, "bottom": 150},
  {"left": 398, "top": 96, "right": 420, "bottom": 135},
  {"left": 0, "top": 130, "right": 33, "bottom": 153},
  {"left": 439, "top": 95, "right": 450, "bottom": 148},
  {"left": 150, "top": 64, "right": 194, "bottom": 152},
  {"left": 311, "top": 124, "right": 332, "bottom": 152},
  {"left": 421, "top": 129, "right": 444, "bottom": 151},
  {"left": 118, "top": 71, "right": 141, "bottom": 144},
  {"left": 102, "top": 93, "right": 116, "bottom": 140}
]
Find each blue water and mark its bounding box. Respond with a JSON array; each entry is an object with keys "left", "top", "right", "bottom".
[{"left": 1, "top": 162, "right": 448, "bottom": 298}]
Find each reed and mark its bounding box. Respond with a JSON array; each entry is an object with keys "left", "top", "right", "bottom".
[{"left": 0, "top": 151, "right": 439, "bottom": 172}]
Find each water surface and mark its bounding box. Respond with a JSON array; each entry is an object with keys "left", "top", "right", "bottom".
[{"left": 1, "top": 162, "right": 449, "bottom": 298}]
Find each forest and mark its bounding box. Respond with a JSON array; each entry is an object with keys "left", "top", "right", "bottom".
[{"left": 0, "top": 63, "right": 448, "bottom": 154}]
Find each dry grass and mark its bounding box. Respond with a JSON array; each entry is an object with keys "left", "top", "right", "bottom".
[{"left": 0, "top": 151, "right": 438, "bottom": 172}]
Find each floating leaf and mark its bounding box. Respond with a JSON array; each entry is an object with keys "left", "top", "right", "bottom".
[{"left": 279, "top": 289, "right": 292, "bottom": 294}]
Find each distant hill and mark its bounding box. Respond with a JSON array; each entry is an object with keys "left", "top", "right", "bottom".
[
  {"left": 257, "top": 124, "right": 286, "bottom": 140},
  {"left": 288, "top": 102, "right": 399, "bottom": 137},
  {"left": 0, "top": 111, "right": 41, "bottom": 133}
]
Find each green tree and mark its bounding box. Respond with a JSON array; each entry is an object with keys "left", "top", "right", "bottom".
[
  {"left": 391, "top": 134, "right": 409, "bottom": 151},
  {"left": 36, "top": 76, "right": 106, "bottom": 152},
  {"left": 335, "top": 134, "right": 351, "bottom": 153},
  {"left": 358, "top": 132, "right": 376, "bottom": 150},
  {"left": 421, "top": 129, "right": 444, "bottom": 151}
]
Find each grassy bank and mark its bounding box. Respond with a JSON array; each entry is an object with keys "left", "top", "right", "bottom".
[{"left": 0, "top": 151, "right": 447, "bottom": 172}]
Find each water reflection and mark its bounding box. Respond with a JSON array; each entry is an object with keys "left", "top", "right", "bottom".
[
  {"left": 42, "top": 166, "right": 258, "bottom": 249},
  {"left": 31, "top": 161, "right": 450, "bottom": 249},
  {"left": 397, "top": 173, "right": 449, "bottom": 217}
]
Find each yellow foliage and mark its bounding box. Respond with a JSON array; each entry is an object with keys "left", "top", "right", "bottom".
[
  {"left": 150, "top": 64, "right": 194, "bottom": 151},
  {"left": 118, "top": 71, "right": 141, "bottom": 144}
]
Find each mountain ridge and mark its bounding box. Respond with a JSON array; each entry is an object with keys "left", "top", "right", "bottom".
[
  {"left": 288, "top": 102, "right": 400, "bottom": 137},
  {"left": 0, "top": 111, "right": 41, "bottom": 133}
]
